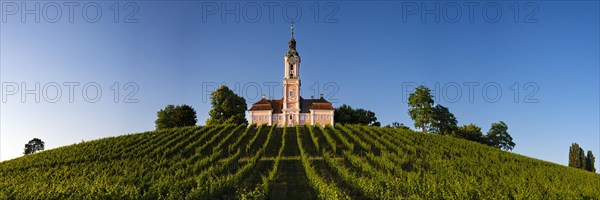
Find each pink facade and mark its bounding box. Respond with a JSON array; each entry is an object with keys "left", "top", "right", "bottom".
[{"left": 248, "top": 25, "right": 334, "bottom": 127}]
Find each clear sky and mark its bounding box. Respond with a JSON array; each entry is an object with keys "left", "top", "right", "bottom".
[{"left": 1, "top": 1, "right": 599, "bottom": 169}]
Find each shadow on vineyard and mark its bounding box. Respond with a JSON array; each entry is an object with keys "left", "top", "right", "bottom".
[{"left": 1, "top": 124, "right": 599, "bottom": 199}]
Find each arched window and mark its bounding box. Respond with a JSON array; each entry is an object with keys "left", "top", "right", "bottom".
[{"left": 290, "top": 90, "right": 294, "bottom": 97}]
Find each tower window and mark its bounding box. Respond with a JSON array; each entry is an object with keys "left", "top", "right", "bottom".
[
  {"left": 290, "top": 90, "right": 294, "bottom": 97},
  {"left": 290, "top": 65, "right": 294, "bottom": 70}
]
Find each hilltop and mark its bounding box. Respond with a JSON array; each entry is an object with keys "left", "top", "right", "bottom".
[{"left": 1, "top": 124, "right": 599, "bottom": 199}]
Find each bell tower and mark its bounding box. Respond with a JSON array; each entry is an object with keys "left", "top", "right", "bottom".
[
  {"left": 282, "top": 23, "right": 301, "bottom": 126},
  {"left": 248, "top": 23, "right": 334, "bottom": 127}
]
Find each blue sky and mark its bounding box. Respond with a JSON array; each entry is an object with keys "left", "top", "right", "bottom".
[{"left": 1, "top": 1, "right": 599, "bottom": 169}]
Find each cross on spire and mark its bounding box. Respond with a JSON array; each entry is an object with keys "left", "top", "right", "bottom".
[
  {"left": 287, "top": 22, "right": 298, "bottom": 51},
  {"left": 291, "top": 21, "right": 295, "bottom": 38}
]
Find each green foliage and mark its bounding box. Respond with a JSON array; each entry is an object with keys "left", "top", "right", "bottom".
[
  {"left": 430, "top": 105, "right": 458, "bottom": 135},
  {"left": 570, "top": 143, "right": 596, "bottom": 173},
  {"left": 452, "top": 122, "right": 516, "bottom": 151},
  {"left": 334, "top": 104, "right": 380, "bottom": 126},
  {"left": 585, "top": 151, "right": 596, "bottom": 173},
  {"left": 384, "top": 122, "right": 411, "bottom": 131},
  {"left": 23, "top": 138, "right": 44, "bottom": 155},
  {"left": 155, "top": 104, "right": 197, "bottom": 130},
  {"left": 486, "top": 121, "right": 515, "bottom": 151},
  {"left": 408, "top": 86, "right": 434, "bottom": 132},
  {"left": 569, "top": 143, "right": 586, "bottom": 169},
  {"left": 206, "top": 85, "right": 247, "bottom": 125},
  {"left": 317, "top": 125, "right": 338, "bottom": 154},
  {"left": 297, "top": 125, "right": 351, "bottom": 200},
  {"left": 2, "top": 125, "right": 599, "bottom": 199},
  {"left": 239, "top": 125, "right": 283, "bottom": 199},
  {"left": 406, "top": 87, "right": 516, "bottom": 151},
  {"left": 454, "top": 124, "right": 485, "bottom": 143}
]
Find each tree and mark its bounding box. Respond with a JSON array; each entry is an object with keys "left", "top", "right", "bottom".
[
  {"left": 334, "top": 104, "right": 355, "bottom": 125},
  {"left": 173, "top": 105, "right": 197, "bottom": 127},
  {"left": 24, "top": 138, "right": 44, "bottom": 155},
  {"left": 334, "top": 104, "right": 380, "bottom": 126},
  {"left": 386, "top": 122, "right": 410, "bottom": 130},
  {"left": 486, "top": 121, "right": 515, "bottom": 151},
  {"left": 156, "top": 105, "right": 176, "bottom": 129},
  {"left": 569, "top": 143, "right": 586, "bottom": 169},
  {"left": 155, "top": 104, "right": 197, "bottom": 130},
  {"left": 585, "top": 150, "right": 596, "bottom": 172},
  {"left": 354, "top": 107, "right": 380, "bottom": 126},
  {"left": 408, "top": 86, "right": 434, "bottom": 132},
  {"left": 206, "top": 85, "right": 247, "bottom": 125},
  {"left": 454, "top": 124, "right": 485, "bottom": 143},
  {"left": 430, "top": 104, "right": 458, "bottom": 135}
]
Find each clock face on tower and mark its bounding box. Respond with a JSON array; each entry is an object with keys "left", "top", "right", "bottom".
[{"left": 288, "top": 56, "right": 298, "bottom": 65}]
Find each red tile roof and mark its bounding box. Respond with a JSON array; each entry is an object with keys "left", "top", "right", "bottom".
[
  {"left": 248, "top": 98, "right": 274, "bottom": 111},
  {"left": 300, "top": 97, "right": 334, "bottom": 112},
  {"left": 249, "top": 96, "right": 333, "bottom": 113}
]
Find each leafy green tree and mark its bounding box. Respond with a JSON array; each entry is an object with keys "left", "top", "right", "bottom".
[
  {"left": 408, "top": 86, "right": 434, "bottom": 132},
  {"left": 334, "top": 104, "right": 354, "bottom": 125},
  {"left": 454, "top": 124, "right": 485, "bottom": 143},
  {"left": 23, "top": 138, "right": 44, "bottom": 155},
  {"left": 206, "top": 85, "right": 248, "bottom": 125},
  {"left": 334, "top": 104, "right": 380, "bottom": 126},
  {"left": 386, "top": 122, "right": 410, "bottom": 130},
  {"left": 155, "top": 104, "right": 197, "bottom": 130},
  {"left": 585, "top": 150, "right": 596, "bottom": 172},
  {"left": 333, "top": 104, "right": 356, "bottom": 124},
  {"left": 354, "top": 107, "right": 380, "bottom": 127},
  {"left": 486, "top": 121, "right": 515, "bottom": 151},
  {"left": 156, "top": 105, "right": 176, "bottom": 129},
  {"left": 430, "top": 104, "right": 457, "bottom": 135},
  {"left": 173, "top": 105, "right": 197, "bottom": 127},
  {"left": 577, "top": 148, "right": 586, "bottom": 169},
  {"left": 569, "top": 143, "right": 586, "bottom": 169}
]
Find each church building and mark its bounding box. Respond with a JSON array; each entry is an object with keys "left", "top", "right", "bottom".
[{"left": 248, "top": 25, "right": 334, "bottom": 127}]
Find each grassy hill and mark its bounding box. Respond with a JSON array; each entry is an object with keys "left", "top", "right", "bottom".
[{"left": 1, "top": 124, "right": 599, "bottom": 199}]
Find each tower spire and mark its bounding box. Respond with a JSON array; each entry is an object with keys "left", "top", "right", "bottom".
[
  {"left": 291, "top": 21, "right": 295, "bottom": 39},
  {"left": 288, "top": 22, "right": 297, "bottom": 50}
]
